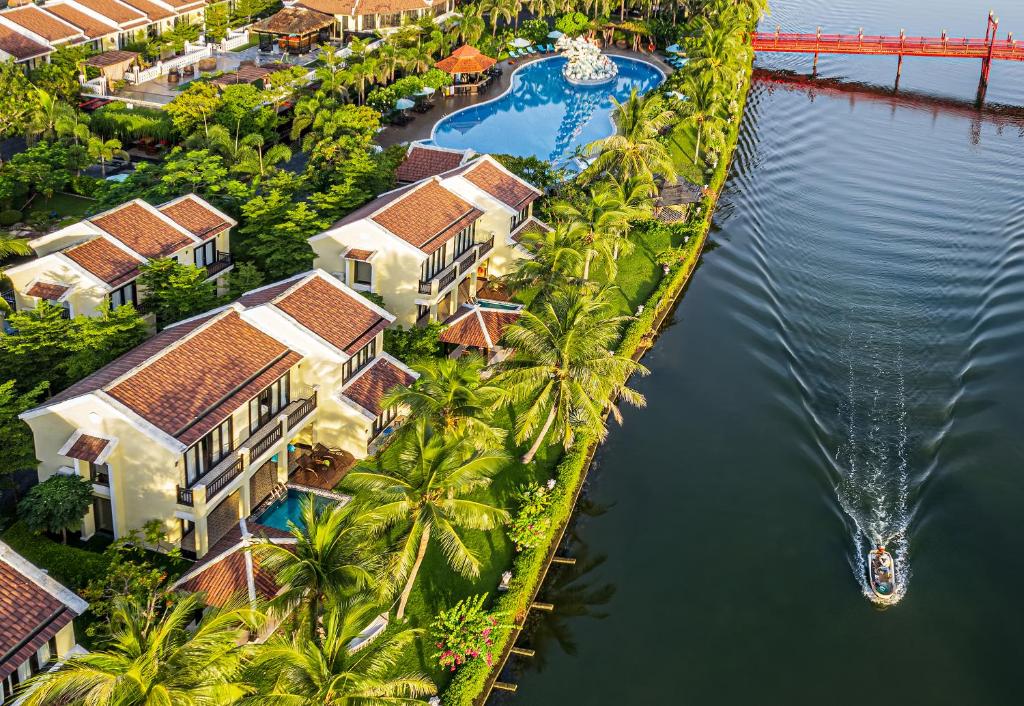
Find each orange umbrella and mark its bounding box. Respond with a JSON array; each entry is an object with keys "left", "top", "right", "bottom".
[{"left": 436, "top": 44, "right": 497, "bottom": 74}]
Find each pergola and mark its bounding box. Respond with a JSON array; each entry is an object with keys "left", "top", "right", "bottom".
[
  {"left": 85, "top": 50, "right": 139, "bottom": 90},
  {"left": 252, "top": 6, "right": 335, "bottom": 55},
  {"left": 436, "top": 44, "right": 497, "bottom": 95}
]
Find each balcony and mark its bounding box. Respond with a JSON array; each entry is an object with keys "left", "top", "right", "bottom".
[
  {"left": 90, "top": 466, "right": 110, "bottom": 486},
  {"left": 203, "top": 251, "right": 233, "bottom": 279},
  {"left": 418, "top": 247, "right": 475, "bottom": 297},
  {"left": 477, "top": 234, "right": 494, "bottom": 257},
  {"left": 176, "top": 388, "right": 318, "bottom": 507},
  {"left": 456, "top": 247, "right": 478, "bottom": 276}
]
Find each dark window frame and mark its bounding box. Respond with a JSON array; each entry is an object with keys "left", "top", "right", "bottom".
[
  {"left": 183, "top": 416, "right": 234, "bottom": 485},
  {"left": 109, "top": 281, "right": 138, "bottom": 309},
  {"left": 342, "top": 338, "right": 376, "bottom": 383}
]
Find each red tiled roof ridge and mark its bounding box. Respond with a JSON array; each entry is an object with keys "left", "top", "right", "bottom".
[
  {"left": 460, "top": 157, "right": 541, "bottom": 209},
  {"left": 369, "top": 177, "right": 483, "bottom": 254},
  {"left": 340, "top": 353, "right": 416, "bottom": 416},
  {"left": 89, "top": 199, "right": 198, "bottom": 257}
]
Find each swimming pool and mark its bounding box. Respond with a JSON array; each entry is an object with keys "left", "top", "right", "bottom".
[
  {"left": 255, "top": 488, "right": 344, "bottom": 532},
  {"left": 430, "top": 56, "right": 664, "bottom": 164}
]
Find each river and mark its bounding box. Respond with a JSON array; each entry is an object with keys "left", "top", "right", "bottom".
[{"left": 496, "top": 0, "right": 1024, "bottom": 703}]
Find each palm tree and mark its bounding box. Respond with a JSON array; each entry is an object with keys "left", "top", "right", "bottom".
[
  {"left": 689, "top": 21, "right": 742, "bottom": 87},
  {"left": 233, "top": 134, "right": 292, "bottom": 180},
  {"left": 401, "top": 44, "right": 434, "bottom": 75},
  {"left": 1, "top": 235, "right": 33, "bottom": 262},
  {"left": 679, "top": 73, "right": 726, "bottom": 165},
  {"left": 484, "top": 0, "right": 519, "bottom": 34},
  {"left": 492, "top": 286, "right": 648, "bottom": 463},
  {"left": 22, "top": 593, "right": 260, "bottom": 706},
  {"left": 26, "top": 89, "right": 75, "bottom": 143},
  {"left": 502, "top": 222, "right": 586, "bottom": 296},
  {"left": 346, "top": 419, "right": 509, "bottom": 620},
  {"left": 241, "top": 598, "right": 434, "bottom": 705},
  {"left": 254, "top": 495, "right": 380, "bottom": 644},
  {"left": 458, "top": 11, "right": 487, "bottom": 45},
  {"left": 86, "top": 136, "right": 129, "bottom": 177},
  {"left": 345, "top": 60, "right": 377, "bottom": 105},
  {"left": 551, "top": 184, "right": 630, "bottom": 280},
  {"left": 382, "top": 353, "right": 505, "bottom": 448},
  {"left": 316, "top": 50, "right": 350, "bottom": 103},
  {"left": 585, "top": 89, "right": 676, "bottom": 183}
]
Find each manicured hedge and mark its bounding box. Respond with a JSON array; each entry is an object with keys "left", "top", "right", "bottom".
[{"left": 1, "top": 521, "right": 110, "bottom": 589}]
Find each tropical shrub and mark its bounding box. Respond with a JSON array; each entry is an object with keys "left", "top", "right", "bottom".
[
  {"left": 506, "top": 481, "right": 555, "bottom": 551},
  {"left": 18, "top": 473, "right": 94, "bottom": 543},
  {"left": 431, "top": 593, "right": 504, "bottom": 671},
  {"left": 555, "top": 12, "right": 589, "bottom": 36},
  {"left": 384, "top": 320, "right": 445, "bottom": 362}
]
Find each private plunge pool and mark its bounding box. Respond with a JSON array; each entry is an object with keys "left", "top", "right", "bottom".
[
  {"left": 429, "top": 55, "right": 664, "bottom": 166},
  {"left": 255, "top": 487, "right": 349, "bottom": 532}
]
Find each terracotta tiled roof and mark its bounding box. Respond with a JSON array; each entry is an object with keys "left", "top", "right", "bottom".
[
  {"left": 209, "top": 63, "right": 290, "bottom": 87},
  {"left": 357, "top": 0, "right": 429, "bottom": 13},
  {"left": 106, "top": 311, "right": 300, "bottom": 444},
  {"left": 275, "top": 276, "right": 390, "bottom": 355},
  {"left": 440, "top": 305, "right": 520, "bottom": 349},
  {"left": 116, "top": 0, "right": 174, "bottom": 21},
  {"left": 0, "top": 22, "right": 52, "bottom": 60},
  {"left": 436, "top": 44, "right": 496, "bottom": 75},
  {"left": 396, "top": 145, "right": 468, "bottom": 184},
  {"left": 91, "top": 202, "right": 194, "bottom": 259},
  {"left": 64, "top": 236, "right": 143, "bottom": 287},
  {"left": 510, "top": 215, "right": 553, "bottom": 244},
  {"left": 159, "top": 0, "right": 205, "bottom": 8},
  {"left": 42, "top": 313, "right": 216, "bottom": 408},
  {"left": 85, "top": 49, "right": 138, "bottom": 68},
  {"left": 294, "top": 0, "right": 356, "bottom": 15},
  {"left": 345, "top": 248, "right": 374, "bottom": 261},
  {"left": 64, "top": 433, "right": 111, "bottom": 462},
  {"left": 71, "top": 0, "right": 147, "bottom": 27},
  {"left": 25, "top": 281, "right": 71, "bottom": 300},
  {"left": 371, "top": 180, "right": 483, "bottom": 255},
  {"left": 159, "top": 196, "right": 232, "bottom": 240},
  {"left": 0, "top": 550, "right": 81, "bottom": 681},
  {"left": 462, "top": 159, "right": 539, "bottom": 210},
  {"left": 1, "top": 6, "right": 82, "bottom": 41},
  {"left": 236, "top": 278, "right": 300, "bottom": 308},
  {"left": 42, "top": 3, "right": 117, "bottom": 38},
  {"left": 342, "top": 357, "right": 415, "bottom": 416}
]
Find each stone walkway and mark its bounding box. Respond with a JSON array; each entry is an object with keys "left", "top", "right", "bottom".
[{"left": 375, "top": 48, "right": 674, "bottom": 148}]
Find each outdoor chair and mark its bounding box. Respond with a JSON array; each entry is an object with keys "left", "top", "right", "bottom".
[
  {"left": 528, "top": 46, "right": 538, "bottom": 54},
  {"left": 546, "top": 44, "right": 556, "bottom": 52},
  {"left": 508, "top": 49, "right": 520, "bottom": 58}
]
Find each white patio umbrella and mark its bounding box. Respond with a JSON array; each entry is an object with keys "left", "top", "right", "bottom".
[
  {"left": 395, "top": 98, "right": 415, "bottom": 110},
  {"left": 547, "top": 30, "right": 563, "bottom": 39},
  {"left": 416, "top": 86, "right": 436, "bottom": 96},
  {"left": 665, "top": 43, "right": 682, "bottom": 53},
  {"left": 511, "top": 37, "right": 532, "bottom": 48}
]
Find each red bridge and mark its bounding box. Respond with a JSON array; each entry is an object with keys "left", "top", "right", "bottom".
[{"left": 752, "top": 12, "right": 1022, "bottom": 90}]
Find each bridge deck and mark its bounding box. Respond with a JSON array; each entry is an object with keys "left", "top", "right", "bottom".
[{"left": 752, "top": 33, "right": 1024, "bottom": 61}]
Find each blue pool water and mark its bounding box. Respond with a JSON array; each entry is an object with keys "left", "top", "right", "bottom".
[
  {"left": 430, "top": 56, "right": 664, "bottom": 164},
  {"left": 256, "top": 489, "right": 336, "bottom": 532}
]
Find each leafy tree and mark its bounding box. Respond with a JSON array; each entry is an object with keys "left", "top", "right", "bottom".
[
  {"left": 86, "top": 136, "right": 129, "bottom": 177},
  {"left": 0, "top": 380, "right": 48, "bottom": 488},
  {"left": 204, "top": 1, "right": 230, "bottom": 43},
  {"left": 138, "top": 257, "right": 219, "bottom": 328},
  {"left": 19, "top": 473, "right": 94, "bottom": 543},
  {"left": 431, "top": 593, "right": 505, "bottom": 670},
  {"left": 28, "top": 45, "right": 92, "bottom": 102},
  {"left": 492, "top": 154, "right": 566, "bottom": 192},
  {"left": 346, "top": 419, "right": 509, "bottom": 619},
  {"left": 254, "top": 495, "right": 380, "bottom": 644},
  {"left": 4, "top": 141, "right": 73, "bottom": 199},
  {"left": 63, "top": 303, "right": 148, "bottom": 380},
  {"left": 22, "top": 593, "right": 261, "bottom": 706},
  {"left": 238, "top": 193, "right": 322, "bottom": 279},
  {"left": 493, "top": 286, "right": 648, "bottom": 462},
  {"left": 0, "top": 59, "right": 37, "bottom": 142},
  {"left": 307, "top": 180, "right": 371, "bottom": 222},
  {"left": 0, "top": 302, "right": 74, "bottom": 392},
  {"left": 215, "top": 84, "right": 276, "bottom": 141},
  {"left": 383, "top": 321, "right": 445, "bottom": 362},
  {"left": 227, "top": 261, "right": 265, "bottom": 299},
  {"left": 166, "top": 81, "right": 221, "bottom": 137},
  {"left": 159, "top": 148, "right": 231, "bottom": 196},
  {"left": 383, "top": 353, "right": 505, "bottom": 448},
  {"left": 240, "top": 598, "right": 433, "bottom": 704}
]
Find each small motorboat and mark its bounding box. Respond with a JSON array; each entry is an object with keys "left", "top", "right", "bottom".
[{"left": 868, "top": 546, "right": 898, "bottom": 604}]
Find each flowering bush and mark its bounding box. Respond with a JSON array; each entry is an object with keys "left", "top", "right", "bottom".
[
  {"left": 431, "top": 594, "right": 505, "bottom": 672},
  {"left": 506, "top": 481, "right": 555, "bottom": 552}
]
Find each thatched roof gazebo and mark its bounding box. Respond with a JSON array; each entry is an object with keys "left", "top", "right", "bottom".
[
  {"left": 655, "top": 177, "right": 705, "bottom": 222},
  {"left": 252, "top": 6, "right": 335, "bottom": 54},
  {"left": 436, "top": 45, "right": 497, "bottom": 95}
]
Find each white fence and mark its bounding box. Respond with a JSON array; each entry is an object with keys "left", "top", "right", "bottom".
[
  {"left": 81, "top": 76, "right": 106, "bottom": 96},
  {"left": 125, "top": 44, "right": 213, "bottom": 84},
  {"left": 220, "top": 30, "right": 250, "bottom": 51}
]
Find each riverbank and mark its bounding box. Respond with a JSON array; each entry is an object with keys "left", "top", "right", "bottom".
[{"left": 441, "top": 38, "right": 757, "bottom": 706}]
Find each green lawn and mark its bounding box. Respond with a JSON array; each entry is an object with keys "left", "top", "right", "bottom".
[
  {"left": 24, "top": 193, "right": 96, "bottom": 228},
  {"left": 666, "top": 122, "right": 707, "bottom": 185}
]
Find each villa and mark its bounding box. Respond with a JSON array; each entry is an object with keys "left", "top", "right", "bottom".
[
  {"left": 0, "top": 541, "right": 88, "bottom": 701},
  {"left": 0, "top": 0, "right": 208, "bottom": 68},
  {"left": 293, "top": 0, "right": 456, "bottom": 36},
  {"left": 2, "top": 195, "right": 235, "bottom": 320},
  {"left": 19, "top": 269, "right": 417, "bottom": 559},
  {"left": 309, "top": 154, "right": 546, "bottom": 325}
]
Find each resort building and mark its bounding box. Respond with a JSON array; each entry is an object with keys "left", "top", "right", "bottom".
[
  {"left": 0, "top": 0, "right": 207, "bottom": 67},
  {"left": 3, "top": 195, "right": 235, "bottom": 320},
  {"left": 19, "top": 269, "right": 417, "bottom": 560},
  {"left": 0, "top": 541, "right": 88, "bottom": 702},
  {"left": 294, "top": 0, "right": 456, "bottom": 36},
  {"left": 309, "top": 154, "right": 544, "bottom": 326},
  {"left": 439, "top": 301, "right": 522, "bottom": 363},
  {"left": 395, "top": 143, "right": 472, "bottom": 184}
]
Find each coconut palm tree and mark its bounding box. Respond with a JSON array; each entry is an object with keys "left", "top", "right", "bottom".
[
  {"left": 316, "top": 49, "right": 350, "bottom": 103},
  {"left": 502, "top": 222, "right": 586, "bottom": 297},
  {"left": 241, "top": 598, "right": 433, "bottom": 705},
  {"left": 688, "top": 21, "right": 743, "bottom": 87},
  {"left": 254, "top": 495, "right": 380, "bottom": 644},
  {"left": 679, "top": 72, "right": 726, "bottom": 164},
  {"left": 21, "top": 593, "right": 260, "bottom": 706},
  {"left": 345, "top": 60, "right": 378, "bottom": 105},
  {"left": 233, "top": 134, "right": 292, "bottom": 180},
  {"left": 492, "top": 286, "right": 648, "bottom": 463},
  {"left": 585, "top": 89, "right": 676, "bottom": 183},
  {"left": 551, "top": 185, "right": 630, "bottom": 280},
  {"left": 382, "top": 353, "right": 505, "bottom": 449},
  {"left": 484, "top": 0, "right": 519, "bottom": 34},
  {"left": 458, "top": 10, "right": 487, "bottom": 45},
  {"left": 86, "top": 136, "right": 129, "bottom": 177},
  {"left": 346, "top": 419, "right": 509, "bottom": 620},
  {"left": 0, "top": 235, "right": 33, "bottom": 262},
  {"left": 25, "top": 89, "right": 76, "bottom": 144}
]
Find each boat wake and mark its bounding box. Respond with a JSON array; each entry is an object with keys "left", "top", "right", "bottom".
[{"left": 833, "top": 330, "right": 912, "bottom": 605}]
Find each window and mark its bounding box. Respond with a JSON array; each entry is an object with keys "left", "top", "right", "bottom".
[
  {"left": 372, "top": 404, "right": 397, "bottom": 438},
  {"left": 248, "top": 371, "right": 290, "bottom": 434},
  {"left": 363, "top": 13, "right": 376, "bottom": 29},
  {"left": 89, "top": 462, "right": 109, "bottom": 485},
  {"left": 417, "top": 304, "right": 430, "bottom": 322},
  {"left": 511, "top": 206, "right": 529, "bottom": 230},
  {"left": 343, "top": 339, "right": 376, "bottom": 383},
  {"left": 421, "top": 243, "right": 448, "bottom": 282},
  {"left": 454, "top": 222, "right": 475, "bottom": 257},
  {"left": 194, "top": 240, "right": 216, "bottom": 269},
  {"left": 354, "top": 260, "right": 372, "bottom": 286},
  {"left": 109, "top": 281, "right": 137, "bottom": 309},
  {"left": 183, "top": 417, "right": 233, "bottom": 485}
]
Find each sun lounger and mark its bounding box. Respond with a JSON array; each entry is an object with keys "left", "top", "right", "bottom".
[
  {"left": 508, "top": 49, "right": 520, "bottom": 58},
  {"left": 546, "top": 44, "right": 555, "bottom": 52},
  {"left": 527, "top": 46, "right": 537, "bottom": 54}
]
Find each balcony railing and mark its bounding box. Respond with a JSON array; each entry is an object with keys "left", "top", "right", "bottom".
[
  {"left": 205, "top": 456, "right": 243, "bottom": 499},
  {"left": 287, "top": 390, "right": 318, "bottom": 428},
  {"left": 457, "top": 247, "right": 478, "bottom": 276},
  {"left": 177, "top": 485, "right": 194, "bottom": 506},
  {"left": 249, "top": 422, "right": 283, "bottom": 461},
  {"left": 477, "top": 234, "right": 494, "bottom": 257},
  {"left": 438, "top": 267, "right": 457, "bottom": 290},
  {"left": 418, "top": 279, "right": 433, "bottom": 295},
  {"left": 203, "top": 251, "right": 233, "bottom": 279}
]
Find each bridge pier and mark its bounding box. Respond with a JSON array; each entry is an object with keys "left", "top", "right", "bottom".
[{"left": 895, "top": 54, "right": 903, "bottom": 89}]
